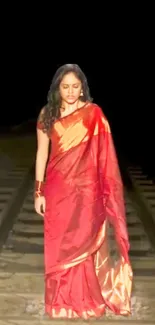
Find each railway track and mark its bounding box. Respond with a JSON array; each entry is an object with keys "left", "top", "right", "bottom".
[{"left": 0, "top": 165, "right": 155, "bottom": 324}]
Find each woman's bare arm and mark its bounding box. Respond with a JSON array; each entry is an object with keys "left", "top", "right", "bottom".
[{"left": 35, "top": 128, "right": 50, "bottom": 182}]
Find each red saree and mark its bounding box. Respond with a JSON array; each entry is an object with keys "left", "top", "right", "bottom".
[{"left": 37, "top": 102, "right": 133, "bottom": 319}]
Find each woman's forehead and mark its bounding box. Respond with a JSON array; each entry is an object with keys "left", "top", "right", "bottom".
[{"left": 61, "top": 72, "right": 81, "bottom": 84}]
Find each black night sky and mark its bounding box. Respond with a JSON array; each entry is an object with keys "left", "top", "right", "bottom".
[{"left": 1, "top": 10, "right": 154, "bottom": 179}]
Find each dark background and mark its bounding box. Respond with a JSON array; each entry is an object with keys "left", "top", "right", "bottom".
[{"left": 1, "top": 9, "right": 154, "bottom": 179}]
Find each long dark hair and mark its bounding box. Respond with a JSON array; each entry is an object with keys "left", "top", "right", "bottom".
[{"left": 38, "top": 64, "right": 92, "bottom": 134}]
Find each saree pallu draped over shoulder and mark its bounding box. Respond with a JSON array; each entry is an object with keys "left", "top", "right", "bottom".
[{"left": 37, "top": 102, "right": 133, "bottom": 319}]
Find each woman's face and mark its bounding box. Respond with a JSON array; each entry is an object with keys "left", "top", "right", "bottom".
[{"left": 59, "top": 72, "right": 82, "bottom": 105}]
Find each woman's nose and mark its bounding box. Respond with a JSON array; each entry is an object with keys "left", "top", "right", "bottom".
[{"left": 68, "top": 86, "right": 73, "bottom": 94}]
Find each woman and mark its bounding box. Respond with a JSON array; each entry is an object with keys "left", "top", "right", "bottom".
[{"left": 34, "top": 63, "right": 133, "bottom": 320}]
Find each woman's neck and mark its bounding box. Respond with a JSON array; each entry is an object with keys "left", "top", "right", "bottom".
[
  {"left": 61, "top": 99, "right": 81, "bottom": 112},
  {"left": 60, "top": 100, "right": 88, "bottom": 118}
]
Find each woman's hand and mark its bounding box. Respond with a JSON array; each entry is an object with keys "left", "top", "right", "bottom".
[{"left": 34, "top": 196, "right": 46, "bottom": 217}]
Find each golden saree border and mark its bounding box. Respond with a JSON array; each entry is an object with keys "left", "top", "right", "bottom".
[
  {"left": 50, "top": 102, "right": 111, "bottom": 154},
  {"left": 46, "top": 304, "right": 106, "bottom": 319},
  {"left": 94, "top": 221, "right": 133, "bottom": 316}
]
